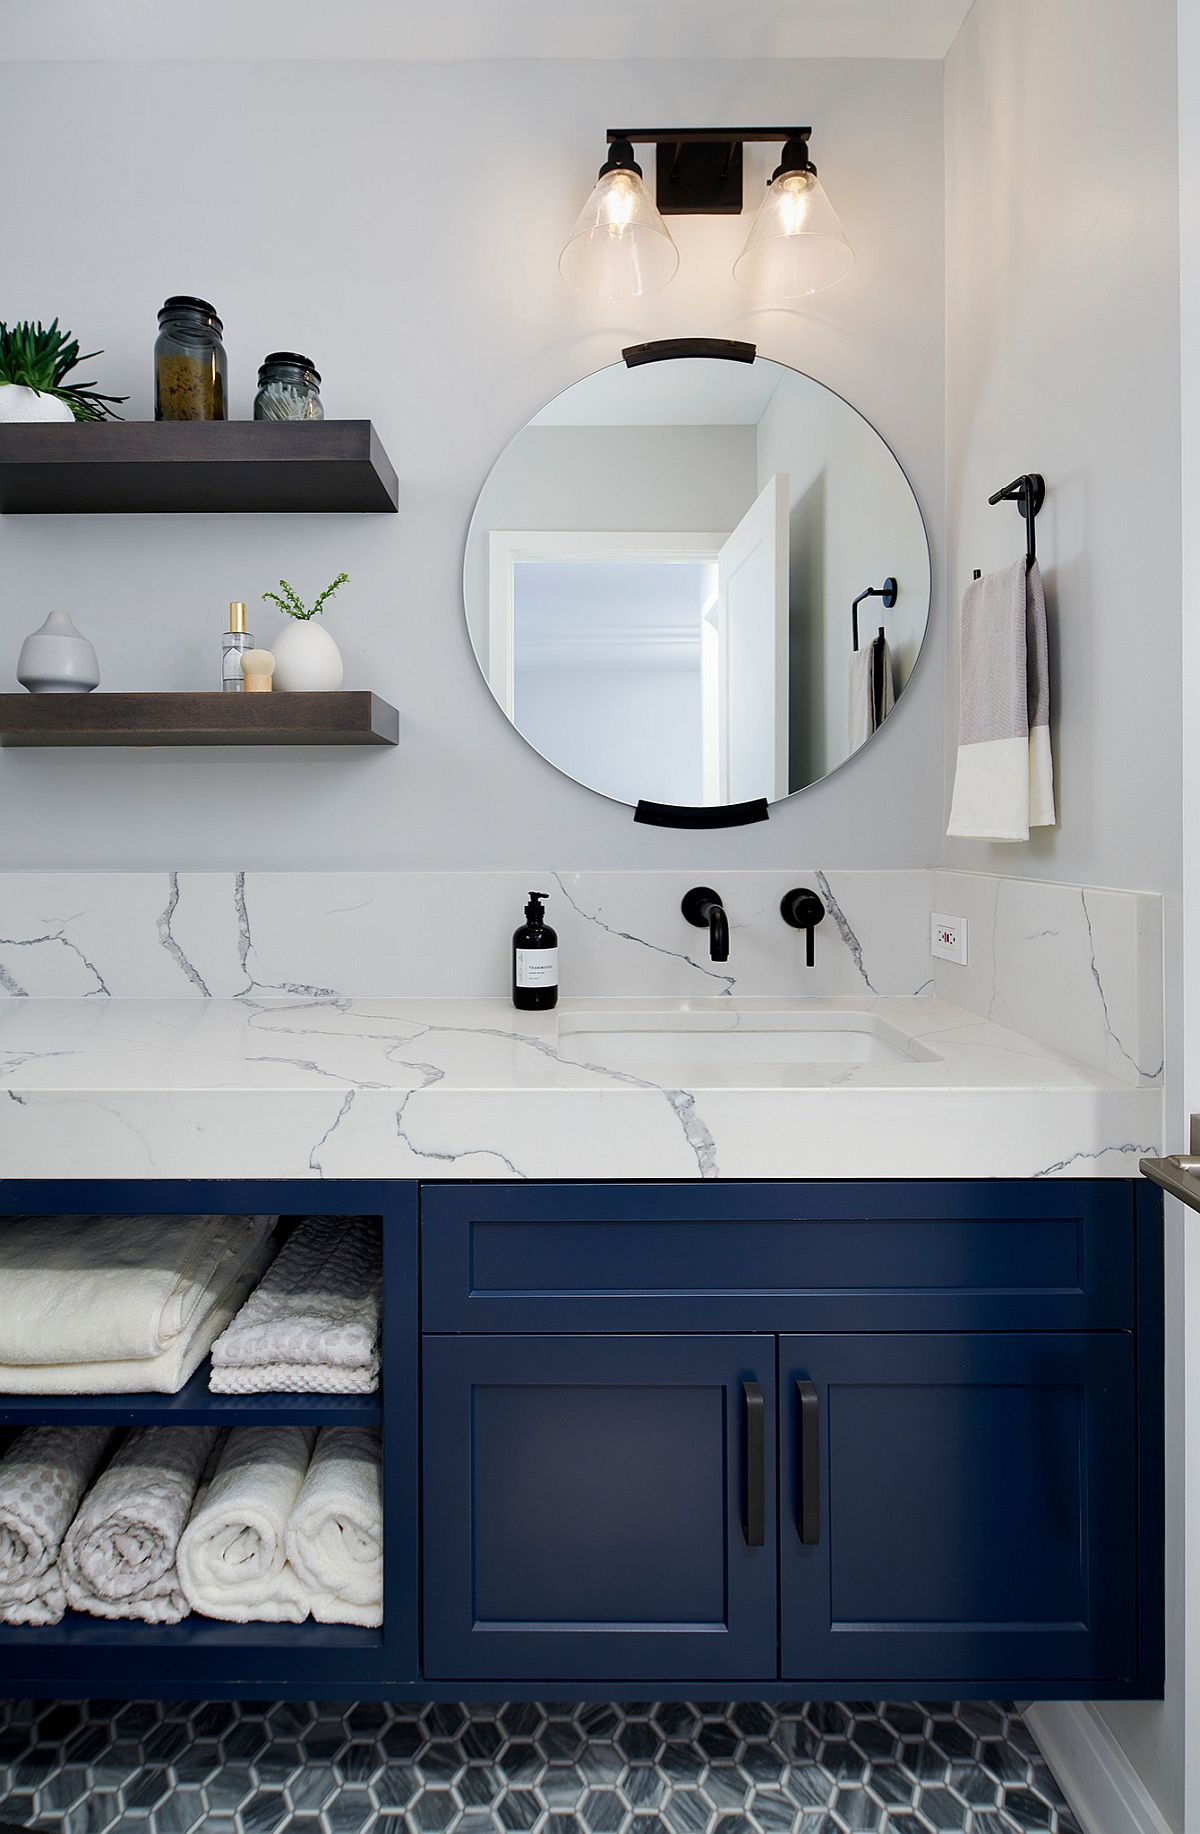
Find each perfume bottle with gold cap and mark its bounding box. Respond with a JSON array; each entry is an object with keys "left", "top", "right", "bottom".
[{"left": 221, "top": 601, "right": 253, "bottom": 691}]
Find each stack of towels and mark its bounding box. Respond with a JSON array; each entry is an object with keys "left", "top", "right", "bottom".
[
  {"left": 0, "top": 1422, "right": 382, "bottom": 1628},
  {"left": 209, "top": 1216, "right": 381, "bottom": 1395},
  {"left": 0, "top": 1213, "right": 277, "bottom": 1394}
]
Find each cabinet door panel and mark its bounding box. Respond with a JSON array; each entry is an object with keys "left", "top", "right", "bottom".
[
  {"left": 780, "top": 1334, "right": 1136, "bottom": 1685},
  {"left": 423, "top": 1335, "right": 775, "bottom": 1681}
]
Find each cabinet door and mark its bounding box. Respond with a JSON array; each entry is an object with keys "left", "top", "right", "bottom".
[
  {"left": 780, "top": 1333, "right": 1137, "bottom": 1687},
  {"left": 423, "top": 1334, "right": 775, "bottom": 1681}
]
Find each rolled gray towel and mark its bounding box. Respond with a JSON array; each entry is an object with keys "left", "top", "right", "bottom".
[
  {"left": 0, "top": 1425, "right": 115, "bottom": 1625},
  {"left": 61, "top": 1426, "right": 219, "bottom": 1623}
]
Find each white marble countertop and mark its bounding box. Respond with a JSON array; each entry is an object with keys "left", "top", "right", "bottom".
[{"left": 0, "top": 994, "right": 1161, "bottom": 1181}]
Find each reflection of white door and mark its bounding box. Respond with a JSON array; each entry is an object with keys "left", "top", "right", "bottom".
[{"left": 706, "top": 473, "right": 790, "bottom": 803}]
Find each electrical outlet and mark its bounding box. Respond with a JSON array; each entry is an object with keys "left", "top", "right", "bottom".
[{"left": 931, "top": 913, "right": 968, "bottom": 965}]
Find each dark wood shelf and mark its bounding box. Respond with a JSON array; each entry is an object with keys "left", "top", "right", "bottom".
[
  {"left": 0, "top": 419, "right": 399, "bottom": 513},
  {"left": 0, "top": 1358, "right": 382, "bottom": 1427},
  {"left": 0, "top": 691, "right": 400, "bottom": 747}
]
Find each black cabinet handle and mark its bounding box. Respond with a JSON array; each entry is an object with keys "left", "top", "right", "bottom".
[
  {"left": 742, "top": 1379, "right": 765, "bottom": 1548},
  {"left": 796, "top": 1379, "right": 821, "bottom": 1545}
]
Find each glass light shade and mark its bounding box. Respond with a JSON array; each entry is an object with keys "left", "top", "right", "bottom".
[
  {"left": 734, "top": 167, "right": 854, "bottom": 298},
  {"left": 559, "top": 167, "right": 679, "bottom": 300}
]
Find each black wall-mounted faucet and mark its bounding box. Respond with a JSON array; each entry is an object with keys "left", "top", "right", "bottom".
[
  {"left": 781, "top": 887, "right": 825, "bottom": 966},
  {"left": 682, "top": 886, "right": 730, "bottom": 962}
]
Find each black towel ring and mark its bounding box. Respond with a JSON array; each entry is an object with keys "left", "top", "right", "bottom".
[{"left": 988, "top": 473, "right": 1045, "bottom": 569}]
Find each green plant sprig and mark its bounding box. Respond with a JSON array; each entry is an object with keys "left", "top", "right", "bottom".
[
  {"left": 262, "top": 571, "right": 350, "bottom": 621},
  {"left": 0, "top": 318, "right": 127, "bottom": 421}
]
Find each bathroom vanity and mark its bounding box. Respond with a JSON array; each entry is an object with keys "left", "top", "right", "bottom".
[{"left": 0, "top": 1160, "right": 1164, "bottom": 1705}]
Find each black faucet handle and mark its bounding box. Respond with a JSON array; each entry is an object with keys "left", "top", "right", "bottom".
[{"left": 781, "top": 887, "right": 825, "bottom": 967}]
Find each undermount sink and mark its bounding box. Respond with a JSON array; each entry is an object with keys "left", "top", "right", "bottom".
[{"left": 555, "top": 1007, "right": 939, "bottom": 1084}]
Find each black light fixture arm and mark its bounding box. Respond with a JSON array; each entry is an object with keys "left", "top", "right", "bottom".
[{"left": 603, "top": 127, "right": 814, "bottom": 216}]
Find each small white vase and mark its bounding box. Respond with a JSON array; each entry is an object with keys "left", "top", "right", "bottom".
[
  {"left": 17, "top": 611, "right": 100, "bottom": 693},
  {"left": 0, "top": 385, "right": 75, "bottom": 425},
  {"left": 271, "top": 619, "right": 344, "bottom": 691}
]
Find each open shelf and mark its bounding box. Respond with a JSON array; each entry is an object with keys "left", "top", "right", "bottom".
[
  {"left": 0, "top": 419, "right": 399, "bottom": 514},
  {"left": 0, "top": 1614, "right": 381, "bottom": 1649},
  {"left": 0, "top": 1358, "right": 382, "bottom": 1428},
  {"left": 0, "top": 690, "right": 400, "bottom": 747}
]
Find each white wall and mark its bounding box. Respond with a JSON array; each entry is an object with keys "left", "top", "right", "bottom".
[
  {"left": 0, "top": 55, "right": 944, "bottom": 870},
  {"left": 944, "top": 2, "right": 1185, "bottom": 1827}
]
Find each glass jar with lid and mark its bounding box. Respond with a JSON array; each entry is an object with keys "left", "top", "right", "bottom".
[
  {"left": 254, "top": 352, "right": 323, "bottom": 421},
  {"left": 154, "top": 296, "right": 227, "bottom": 421}
]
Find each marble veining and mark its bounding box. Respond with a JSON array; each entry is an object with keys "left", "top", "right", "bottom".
[{"left": 0, "top": 993, "right": 1160, "bottom": 1181}]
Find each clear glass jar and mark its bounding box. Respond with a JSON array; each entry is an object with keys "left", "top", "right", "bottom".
[
  {"left": 254, "top": 352, "right": 323, "bottom": 421},
  {"left": 154, "top": 296, "right": 227, "bottom": 421}
]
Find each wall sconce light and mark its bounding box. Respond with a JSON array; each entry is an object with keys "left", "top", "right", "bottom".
[{"left": 559, "top": 128, "right": 853, "bottom": 302}]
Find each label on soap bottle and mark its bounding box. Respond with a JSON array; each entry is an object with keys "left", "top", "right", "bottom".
[{"left": 516, "top": 948, "right": 558, "bottom": 989}]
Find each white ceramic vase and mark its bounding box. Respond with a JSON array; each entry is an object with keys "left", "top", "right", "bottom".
[
  {"left": 271, "top": 619, "right": 344, "bottom": 691},
  {"left": 0, "top": 385, "right": 75, "bottom": 424},
  {"left": 17, "top": 611, "right": 100, "bottom": 693}
]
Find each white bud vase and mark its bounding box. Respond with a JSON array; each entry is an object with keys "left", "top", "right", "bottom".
[
  {"left": 271, "top": 620, "right": 344, "bottom": 692},
  {"left": 16, "top": 611, "right": 100, "bottom": 693},
  {"left": 0, "top": 385, "right": 75, "bottom": 424}
]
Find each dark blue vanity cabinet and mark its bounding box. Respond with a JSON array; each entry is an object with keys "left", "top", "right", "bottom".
[{"left": 0, "top": 1176, "right": 1163, "bottom": 1702}]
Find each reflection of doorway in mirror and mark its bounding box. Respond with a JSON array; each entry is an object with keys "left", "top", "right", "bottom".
[{"left": 490, "top": 512, "right": 790, "bottom": 807}]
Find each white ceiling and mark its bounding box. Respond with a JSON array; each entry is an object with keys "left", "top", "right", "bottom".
[{"left": 0, "top": 0, "right": 975, "bottom": 62}]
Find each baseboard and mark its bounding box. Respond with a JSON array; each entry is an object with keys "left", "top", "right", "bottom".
[{"left": 1025, "top": 1702, "right": 1175, "bottom": 1834}]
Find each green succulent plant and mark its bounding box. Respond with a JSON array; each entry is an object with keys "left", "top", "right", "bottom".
[
  {"left": 262, "top": 572, "right": 350, "bottom": 621},
  {"left": 0, "top": 318, "right": 127, "bottom": 421}
]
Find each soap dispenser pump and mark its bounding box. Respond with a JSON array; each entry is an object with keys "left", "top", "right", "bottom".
[{"left": 513, "top": 890, "right": 558, "bottom": 1011}]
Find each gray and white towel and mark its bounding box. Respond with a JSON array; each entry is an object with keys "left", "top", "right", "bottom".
[
  {"left": 209, "top": 1217, "right": 381, "bottom": 1395},
  {"left": 848, "top": 633, "right": 895, "bottom": 751},
  {"left": 0, "top": 1425, "right": 115, "bottom": 1625},
  {"left": 60, "top": 1426, "right": 218, "bottom": 1623},
  {"left": 947, "top": 557, "right": 1055, "bottom": 841},
  {"left": 286, "top": 1428, "right": 383, "bottom": 1628}
]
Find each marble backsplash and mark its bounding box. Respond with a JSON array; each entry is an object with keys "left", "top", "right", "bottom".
[{"left": 0, "top": 868, "right": 1162, "bottom": 1089}]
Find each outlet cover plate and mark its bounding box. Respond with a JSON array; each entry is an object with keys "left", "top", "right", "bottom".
[{"left": 931, "top": 913, "right": 968, "bottom": 965}]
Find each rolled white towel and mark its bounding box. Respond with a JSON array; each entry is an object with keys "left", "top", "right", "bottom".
[
  {"left": 178, "top": 1426, "right": 313, "bottom": 1624},
  {"left": 61, "top": 1426, "right": 218, "bottom": 1623},
  {"left": 0, "top": 1425, "right": 115, "bottom": 1625},
  {"left": 286, "top": 1427, "right": 382, "bottom": 1627}
]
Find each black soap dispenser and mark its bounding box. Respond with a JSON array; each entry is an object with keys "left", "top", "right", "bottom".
[{"left": 513, "top": 890, "right": 558, "bottom": 1011}]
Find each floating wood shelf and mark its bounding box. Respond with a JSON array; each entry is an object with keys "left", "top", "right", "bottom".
[
  {"left": 0, "top": 419, "right": 399, "bottom": 513},
  {"left": 0, "top": 691, "right": 400, "bottom": 747}
]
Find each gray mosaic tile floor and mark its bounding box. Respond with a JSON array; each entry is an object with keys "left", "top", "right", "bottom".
[{"left": 0, "top": 1700, "right": 1082, "bottom": 1834}]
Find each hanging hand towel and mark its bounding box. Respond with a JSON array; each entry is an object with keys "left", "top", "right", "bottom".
[
  {"left": 848, "top": 633, "right": 895, "bottom": 751},
  {"left": 60, "top": 1425, "right": 218, "bottom": 1623},
  {"left": 947, "top": 557, "right": 1056, "bottom": 841},
  {"left": 285, "top": 1427, "right": 383, "bottom": 1627},
  {"left": 0, "top": 1425, "right": 115, "bottom": 1625},
  {"left": 0, "top": 1213, "right": 276, "bottom": 1367},
  {"left": 177, "top": 1426, "right": 313, "bottom": 1624},
  {"left": 209, "top": 1216, "right": 381, "bottom": 1395}
]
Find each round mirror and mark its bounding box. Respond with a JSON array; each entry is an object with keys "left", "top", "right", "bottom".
[{"left": 463, "top": 349, "right": 930, "bottom": 816}]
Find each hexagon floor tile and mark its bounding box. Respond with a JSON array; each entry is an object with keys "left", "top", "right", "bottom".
[{"left": 0, "top": 1701, "right": 1083, "bottom": 1834}]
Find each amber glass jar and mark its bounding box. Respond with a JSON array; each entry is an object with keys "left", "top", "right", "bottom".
[{"left": 154, "top": 296, "right": 227, "bottom": 420}]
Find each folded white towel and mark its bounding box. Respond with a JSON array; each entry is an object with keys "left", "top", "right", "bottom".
[
  {"left": 210, "top": 1216, "right": 380, "bottom": 1393},
  {"left": 178, "top": 1426, "right": 313, "bottom": 1624},
  {"left": 0, "top": 1425, "right": 115, "bottom": 1625},
  {"left": 209, "top": 1358, "right": 379, "bottom": 1395},
  {"left": 0, "top": 1213, "right": 276, "bottom": 1367},
  {"left": 286, "top": 1427, "right": 383, "bottom": 1627},
  {"left": 948, "top": 557, "right": 1056, "bottom": 841},
  {"left": 0, "top": 1231, "right": 276, "bottom": 1394},
  {"left": 61, "top": 1426, "right": 217, "bottom": 1623}
]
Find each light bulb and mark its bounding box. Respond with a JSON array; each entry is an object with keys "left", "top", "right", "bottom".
[
  {"left": 734, "top": 146, "right": 853, "bottom": 299},
  {"left": 559, "top": 146, "right": 679, "bottom": 300}
]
